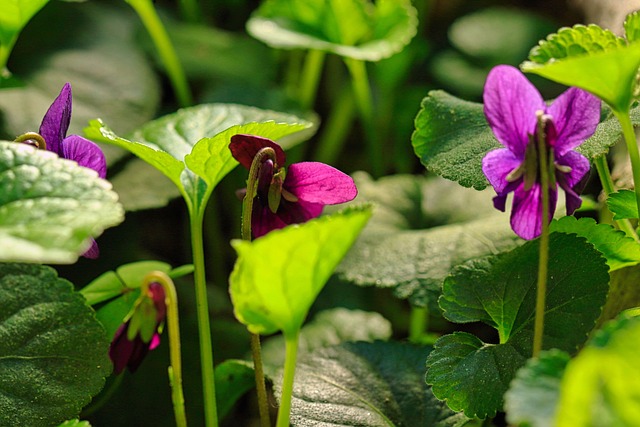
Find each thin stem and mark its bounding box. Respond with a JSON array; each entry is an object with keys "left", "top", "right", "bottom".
[
  {"left": 179, "top": 0, "right": 201, "bottom": 23},
  {"left": 344, "top": 58, "right": 383, "bottom": 176},
  {"left": 314, "top": 85, "right": 356, "bottom": 164},
  {"left": 189, "top": 210, "right": 219, "bottom": 427},
  {"left": 241, "top": 147, "right": 278, "bottom": 427},
  {"left": 408, "top": 306, "right": 428, "bottom": 343},
  {"left": 298, "top": 50, "right": 326, "bottom": 110},
  {"left": 533, "top": 117, "right": 551, "bottom": 358},
  {"left": 276, "top": 331, "right": 300, "bottom": 427},
  {"left": 615, "top": 110, "right": 640, "bottom": 219},
  {"left": 126, "top": 0, "right": 193, "bottom": 107},
  {"left": 143, "top": 271, "right": 187, "bottom": 427},
  {"left": 594, "top": 156, "right": 639, "bottom": 241}
]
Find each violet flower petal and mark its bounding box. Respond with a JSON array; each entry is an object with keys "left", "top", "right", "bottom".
[
  {"left": 39, "top": 83, "right": 72, "bottom": 156},
  {"left": 481, "top": 148, "right": 523, "bottom": 194},
  {"left": 109, "top": 324, "right": 134, "bottom": 374},
  {"left": 285, "top": 162, "right": 357, "bottom": 204},
  {"left": 483, "top": 65, "right": 545, "bottom": 159},
  {"left": 229, "top": 134, "right": 286, "bottom": 170},
  {"left": 556, "top": 150, "right": 591, "bottom": 188},
  {"left": 547, "top": 87, "right": 601, "bottom": 156},
  {"left": 62, "top": 135, "right": 107, "bottom": 178},
  {"left": 510, "top": 183, "right": 558, "bottom": 240},
  {"left": 83, "top": 239, "right": 100, "bottom": 259},
  {"left": 251, "top": 200, "right": 323, "bottom": 238}
]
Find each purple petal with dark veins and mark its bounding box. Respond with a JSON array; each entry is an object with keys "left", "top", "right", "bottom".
[
  {"left": 547, "top": 87, "right": 600, "bottom": 156},
  {"left": 482, "top": 148, "right": 523, "bottom": 194},
  {"left": 39, "top": 83, "right": 72, "bottom": 157},
  {"left": 229, "top": 134, "right": 286, "bottom": 170},
  {"left": 510, "top": 183, "right": 558, "bottom": 240},
  {"left": 62, "top": 135, "right": 107, "bottom": 178},
  {"left": 285, "top": 162, "right": 357, "bottom": 204}
]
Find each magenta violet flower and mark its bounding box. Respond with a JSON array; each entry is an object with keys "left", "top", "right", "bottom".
[
  {"left": 109, "top": 282, "right": 167, "bottom": 374},
  {"left": 481, "top": 65, "right": 600, "bottom": 240},
  {"left": 229, "top": 134, "right": 358, "bottom": 238},
  {"left": 16, "top": 83, "right": 107, "bottom": 258}
]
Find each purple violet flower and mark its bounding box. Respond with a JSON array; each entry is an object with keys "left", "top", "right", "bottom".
[
  {"left": 21, "top": 83, "right": 107, "bottom": 258},
  {"left": 481, "top": 65, "right": 601, "bottom": 240},
  {"left": 109, "top": 282, "right": 167, "bottom": 374},
  {"left": 230, "top": 134, "right": 358, "bottom": 238}
]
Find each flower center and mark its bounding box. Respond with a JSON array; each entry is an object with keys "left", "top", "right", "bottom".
[{"left": 14, "top": 132, "right": 46, "bottom": 150}]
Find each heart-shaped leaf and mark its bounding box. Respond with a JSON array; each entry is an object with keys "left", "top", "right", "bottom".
[
  {"left": 426, "top": 232, "right": 609, "bottom": 418},
  {"left": 336, "top": 172, "right": 521, "bottom": 309},
  {"left": 0, "top": 263, "right": 111, "bottom": 427},
  {"left": 229, "top": 206, "right": 372, "bottom": 336},
  {"left": 246, "top": 0, "right": 418, "bottom": 61},
  {"left": 273, "top": 341, "right": 469, "bottom": 427},
  {"left": 0, "top": 141, "right": 123, "bottom": 264}
]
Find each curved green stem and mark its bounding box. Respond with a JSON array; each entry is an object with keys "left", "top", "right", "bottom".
[
  {"left": 126, "top": 0, "right": 193, "bottom": 107},
  {"left": 276, "top": 331, "right": 300, "bottom": 427},
  {"left": 314, "top": 85, "right": 356, "bottom": 164},
  {"left": 344, "top": 58, "right": 383, "bottom": 176},
  {"left": 594, "top": 156, "right": 639, "bottom": 241},
  {"left": 615, "top": 110, "right": 640, "bottom": 218},
  {"left": 143, "top": 271, "right": 187, "bottom": 427},
  {"left": 299, "top": 50, "right": 326, "bottom": 110},
  {"left": 408, "top": 306, "right": 428, "bottom": 343},
  {"left": 189, "top": 210, "right": 218, "bottom": 427}
]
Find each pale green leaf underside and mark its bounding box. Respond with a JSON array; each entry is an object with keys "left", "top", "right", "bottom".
[
  {"left": 0, "top": 142, "right": 124, "bottom": 264},
  {"left": 275, "top": 341, "right": 469, "bottom": 427},
  {"left": 247, "top": 0, "right": 418, "bottom": 61},
  {"left": 229, "top": 206, "right": 372, "bottom": 336},
  {"left": 0, "top": 264, "right": 111, "bottom": 427}
]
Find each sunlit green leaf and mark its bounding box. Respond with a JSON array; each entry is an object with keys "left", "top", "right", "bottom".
[
  {"left": 247, "top": 0, "right": 417, "bottom": 61},
  {"left": 427, "top": 233, "right": 609, "bottom": 418},
  {"left": 624, "top": 11, "right": 640, "bottom": 43},
  {"left": 57, "top": 420, "right": 91, "bottom": 427},
  {"left": 0, "top": 141, "right": 123, "bottom": 264},
  {"left": 0, "top": 0, "right": 49, "bottom": 49},
  {"left": 229, "top": 206, "right": 372, "bottom": 336},
  {"left": 606, "top": 189, "right": 638, "bottom": 220},
  {"left": 273, "top": 341, "right": 469, "bottom": 426},
  {"left": 0, "top": 264, "right": 111, "bottom": 427}
]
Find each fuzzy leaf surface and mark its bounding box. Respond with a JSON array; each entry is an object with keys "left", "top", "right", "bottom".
[
  {"left": 0, "top": 141, "right": 123, "bottom": 263},
  {"left": 0, "top": 264, "right": 111, "bottom": 427}
]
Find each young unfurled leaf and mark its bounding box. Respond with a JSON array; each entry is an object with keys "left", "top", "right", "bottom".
[
  {"left": 273, "top": 341, "right": 470, "bottom": 427},
  {"left": 0, "top": 264, "right": 111, "bottom": 427},
  {"left": 229, "top": 206, "right": 372, "bottom": 336},
  {"left": 0, "top": 141, "right": 123, "bottom": 264},
  {"left": 246, "top": 0, "right": 418, "bottom": 61},
  {"left": 426, "top": 233, "right": 609, "bottom": 418}
]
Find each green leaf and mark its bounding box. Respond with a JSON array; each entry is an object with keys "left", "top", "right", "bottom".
[
  {"left": 57, "top": 420, "right": 91, "bottom": 427},
  {"left": 214, "top": 360, "right": 256, "bottom": 420},
  {"left": 550, "top": 216, "right": 640, "bottom": 271},
  {"left": 0, "top": 0, "right": 49, "bottom": 48},
  {"left": 273, "top": 341, "right": 469, "bottom": 427},
  {"left": 229, "top": 206, "right": 372, "bottom": 336},
  {"left": 0, "top": 263, "right": 111, "bottom": 427},
  {"left": 261, "top": 307, "right": 392, "bottom": 368},
  {"left": 246, "top": 0, "right": 418, "bottom": 61},
  {"left": 577, "top": 103, "right": 640, "bottom": 160},
  {"left": 625, "top": 11, "right": 640, "bottom": 43},
  {"left": 556, "top": 314, "right": 640, "bottom": 426},
  {"left": 522, "top": 38, "right": 640, "bottom": 113},
  {"left": 336, "top": 173, "right": 521, "bottom": 309},
  {"left": 427, "top": 233, "right": 609, "bottom": 418},
  {"left": 0, "top": 141, "right": 124, "bottom": 264},
  {"left": 606, "top": 189, "right": 638, "bottom": 220},
  {"left": 85, "top": 104, "right": 314, "bottom": 213},
  {"left": 504, "top": 349, "right": 569, "bottom": 427}
]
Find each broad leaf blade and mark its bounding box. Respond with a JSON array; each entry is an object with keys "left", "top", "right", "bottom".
[
  {"left": 214, "top": 360, "right": 255, "bottom": 420},
  {"left": 274, "top": 341, "right": 469, "bottom": 427},
  {"left": 0, "top": 0, "right": 49, "bottom": 46},
  {"left": 0, "top": 141, "right": 124, "bottom": 263},
  {"left": 0, "top": 264, "right": 111, "bottom": 427},
  {"left": 229, "top": 206, "right": 372, "bottom": 336},
  {"left": 606, "top": 189, "right": 638, "bottom": 220},
  {"left": 247, "top": 0, "right": 418, "bottom": 61}
]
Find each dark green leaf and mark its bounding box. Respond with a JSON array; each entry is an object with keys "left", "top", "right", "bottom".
[
  {"left": 274, "top": 341, "right": 469, "bottom": 427},
  {"left": 336, "top": 173, "right": 521, "bottom": 309},
  {"left": 214, "top": 360, "right": 255, "bottom": 420},
  {"left": 606, "top": 189, "right": 638, "bottom": 220},
  {"left": 504, "top": 349, "right": 569, "bottom": 427},
  {"left": 550, "top": 216, "right": 640, "bottom": 271},
  {"left": 0, "top": 264, "right": 111, "bottom": 427},
  {"left": 428, "top": 233, "right": 609, "bottom": 418},
  {"left": 0, "top": 141, "right": 124, "bottom": 264},
  {"left": 247, "top": 0, "right": 418, "bottom": 61}
]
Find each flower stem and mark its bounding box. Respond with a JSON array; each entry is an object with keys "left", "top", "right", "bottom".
[
  {"left": 615, "top": 110, "right": 640, "bottom": 219},
  {"left": 344, "top": 58, "right": 383, "bottom": 176},
  {"left": 314, "top": 84, "right": 356, "bottom": 164},
  {"left": 276, "top": 331, "right": 300, "bottom": 427},
  {"left": 125, "top": 0, "right": 193, "bottom": 107},
  {"left": 241, "top": 146, "right": 278, "bottom": 427},
  {"left": 533, "top": 117, "right": 551, "bottom": 358},
  {"left": 408, "top": 306, "right": 428, "bottom": 343},
  {"left": 299, "top": 49, "right": 326, "bottom": 111},
  {"left": 594, "top": 156, "right": 639, "bottom": 241},
  {"left": 143, "top": 271, "right": 187, "bottom": 427},
  {"left": 189, "top": 210, "right": 219, "bottom": 427}
]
